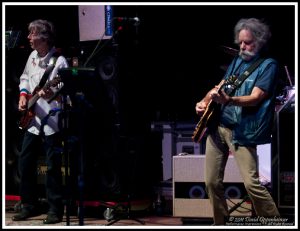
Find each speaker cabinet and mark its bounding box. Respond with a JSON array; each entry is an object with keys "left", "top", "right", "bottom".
[
  {"left": 173, "top": 155, "right": 252, "bottom": 218},
  {"left": 272, "top": 94, "right": 295, "bottom": 210}
]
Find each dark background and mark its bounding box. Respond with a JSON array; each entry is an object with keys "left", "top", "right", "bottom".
[
  {"left": 4, "top": 4, "right": 296, "bottom": 203},
  {"left": 5, "top": 4, "right": 295, "bottom": 122}
]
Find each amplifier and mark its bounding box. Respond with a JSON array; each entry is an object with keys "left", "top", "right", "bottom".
[
  {"left": 272, "top": 96, "right": 295, "bottom": 210},
  {"left": 173, "top": 155, "right": 252, "bottom": 218}
]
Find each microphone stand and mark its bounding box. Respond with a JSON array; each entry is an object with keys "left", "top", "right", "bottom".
[
  {"left": 72, "top": 92, "right": 95, "bottom": 226},
  {"left": 60, "top": 92, "right": 72, "bottom": 226},
  {"left": 74, "top": 92, "right": 88, "bottom": 226},
  {"left": 228, "top": 195, "right": 251, "bottom": 215},
  {"left": 46, "top": 89, "right": 73, "bottom": 226}
]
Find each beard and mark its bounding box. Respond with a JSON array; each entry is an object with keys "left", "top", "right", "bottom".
[{"left": 239, "top": 50, "right": 256, "bottom": 61}]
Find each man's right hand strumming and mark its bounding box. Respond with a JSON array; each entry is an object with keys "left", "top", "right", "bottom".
[
  {"left": 18, "top": 95, "right": 27, "bottom": 111},
  {"left": 195, "top": 100, "right": 207, "bottom": 116}
]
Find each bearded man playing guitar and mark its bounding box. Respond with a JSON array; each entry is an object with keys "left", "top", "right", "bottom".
[
  {"left": 13, "top": 19, "right": 68, "bottom": 224},
  {"left": 195, "top": 18, "right": 280, "bottom": 225}
]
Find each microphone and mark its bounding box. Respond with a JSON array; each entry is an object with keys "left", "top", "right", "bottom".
[{"left": 113, "top": 17, "right": 140, "bottom": 26}]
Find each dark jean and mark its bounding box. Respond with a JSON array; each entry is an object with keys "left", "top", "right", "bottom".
[{"left": 18, "top": 131, "right": 64, "bottom": 216}]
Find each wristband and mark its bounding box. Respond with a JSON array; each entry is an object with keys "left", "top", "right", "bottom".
[{"left": 20, "top": 92, "right": 28, "bottom": 97}]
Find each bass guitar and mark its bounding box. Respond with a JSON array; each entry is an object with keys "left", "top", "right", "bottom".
[
  {"left": 192, "top": 76, "right": 237, "bottom": 143},
  {"left": 18, "top": 76, "right": 61, "bottom": 129}
]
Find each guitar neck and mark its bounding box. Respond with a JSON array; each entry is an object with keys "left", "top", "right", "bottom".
[
  {"left": 27, "top": 94, "right": 40, "bottom": 109},
  {"left": 26, "top": 76, "right": 61, "bottom": 110}
]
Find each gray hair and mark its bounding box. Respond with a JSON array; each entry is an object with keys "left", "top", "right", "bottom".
[
  {"left": 234, "top": 18, "right": 271, "bottom": 52},
  {"left": 28, "top": 19, "right": 56, "bottom": 46}
]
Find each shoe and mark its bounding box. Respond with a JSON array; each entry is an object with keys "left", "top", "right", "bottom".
[
  {"left": 43, "top": 213, "right": 62, "bottom": 224},
  {"left": 12, "top": 209, "right": 39, "bottom": 221}
]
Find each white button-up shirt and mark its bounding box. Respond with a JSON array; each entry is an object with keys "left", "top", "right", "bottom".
[{"left": 19, "top": 47, "right": 69, "bottom": 135}]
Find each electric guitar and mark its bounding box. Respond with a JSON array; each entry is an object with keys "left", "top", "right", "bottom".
[
  {"left": 192, "top": 76, "right": 237, "bottom": 143},
  {"left": 18, "top": 76, "right": 61, "bottom": 129}
]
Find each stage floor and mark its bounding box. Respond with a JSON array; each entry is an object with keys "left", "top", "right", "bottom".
[
  {"left": 5, "top": 212, "right": 181, "bottom": 227},
  {"left": 4, "top": 211, "right": 216, "bottom": 227},
  {"left": 4, "top": 198, "right": 214, "bottom": 227}
]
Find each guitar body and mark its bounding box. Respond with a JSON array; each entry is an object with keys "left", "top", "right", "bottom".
[
  {"left": 192, "top": 100, "right": 218, "bottom": 143},
  {"left": 17, "top": 76, "right": 61, "bottom": 130},
  {"left": 192, "top": 77, "right": 235, "bottom": 143},
  {"left": 18, "top": 108, "right": 35, "bottom": 130}
]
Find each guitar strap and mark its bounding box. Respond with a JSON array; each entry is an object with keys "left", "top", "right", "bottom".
[
  {"left": 192, "top": 58, "right": 266, "bottom": 142},
  {"left": 37, "top": 52, "right": 59, "bottom": 89},
  {"left": 231, "top": 57, "right": 265, "bottom": 91}
]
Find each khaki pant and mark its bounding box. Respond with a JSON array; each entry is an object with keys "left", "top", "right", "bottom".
[{"left": 205, "top": 126, "right": 280, "bottom": 225}]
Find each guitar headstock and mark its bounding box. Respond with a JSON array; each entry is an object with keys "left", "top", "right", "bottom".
[
  {"left": 226, "top": 75, "right": 237, "bottom": 84},
  {"left": 223, "top": 75, "right": 238, "bottom": 95}
]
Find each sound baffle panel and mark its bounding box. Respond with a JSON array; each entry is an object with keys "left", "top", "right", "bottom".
[
  {"left": 78, "top": 5, "right": 111, "bottom": 41},
  {"left": 173, "top": 155, "right": 252, "bottom": 218}
]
